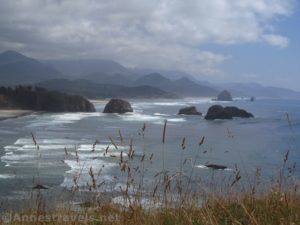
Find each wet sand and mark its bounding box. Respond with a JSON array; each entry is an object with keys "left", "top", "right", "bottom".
[{"left": 0, "top": 110, "right": 33, "bottom": 121}]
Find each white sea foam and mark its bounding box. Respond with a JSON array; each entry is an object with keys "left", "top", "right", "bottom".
[
  {"left": 119, "top": 113, "right": 163, "bottom": 122},
  {"left": 15, "top": 138, "right": 33, "bottom": 145},
  {"left": 5, "top": 144, "right": 74, "bottom": 153},
  {"left": 77, "top": 144, "right": 127, "bottom": 152},
  {"left": 4, "top": 146, "right": 19, "bottom": 151},
  {"left": 119, "top": 113, "right": 186, "bottom": 124},
  {"left": 0, "top": 174, "right": 16, "bottom": 179},
  {"left": 74, "top": 151, "right": 127, "bottom": 160},
  {"left": 112, "top": 195, "right": 161, "bottom": 209},
  {"left": 26, "top": 112, "right": 102, "bottom": 128},
  {"left": 5, "top": 161, "right": 64, "bottom": 168},
  {"left": 185, "top": 98, "right": 212, "bottom": 104},
  {"left": 63, "top": 159, "right": 117, "bottom": 174},
  {"left": 50, "top": 112, "right": 102, "bottom": 122},
  {"left": 15, "top": 138, "right": 79, "bottom": 145},
  {"left": 195, "top": 165, "right": 208, "bottom": 169},
  {"left": 153, "top": 113, "right": 170, "bottom": 116},
  {"left": 1, "top": 153, "right": 38, "bottom": 161},
  {"left": 168, "top": 118, "right": 186, "bottom": 122},
  {"left": 153, "top": 102, "right": 189, "bottom": 106},
  {"left": 61, "top": 159, "right": 117, "bottom": 188}
]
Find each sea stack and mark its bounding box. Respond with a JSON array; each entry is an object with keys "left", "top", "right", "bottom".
[
  {"left": 217, "top": 90, "right": 233, "bottom": 101},
  {"left": 178, "top": 106, "right": 202, "bottom": 115},
  {"left": 103, "top": 98, "right": 133, "bottom": 113},
  {"left": 205, "top": 105, "right": 253, "bottom": 120}
]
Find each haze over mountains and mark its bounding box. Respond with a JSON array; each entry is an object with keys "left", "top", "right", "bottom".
[
  {"left": 0, "top": 50, "right": 61, "bottom": 85},
  {"left": 37, "top": 79, "right": 174, "bottom": 99},
  {"left": 0, "top": 50, "right": 299, "bottom": 99}
]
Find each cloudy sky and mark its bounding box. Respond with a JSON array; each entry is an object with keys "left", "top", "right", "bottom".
[{"left": 0, "top": 0, "right": 299, "bottom": 90}]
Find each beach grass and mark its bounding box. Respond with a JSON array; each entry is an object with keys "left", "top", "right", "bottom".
[{"left": 1, "top": 121, "right": 300, "bottom": 225}]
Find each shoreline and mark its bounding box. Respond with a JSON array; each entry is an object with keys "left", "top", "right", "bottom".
[{"left": 0, "top": 110, "right": 34, "bottom": 121}]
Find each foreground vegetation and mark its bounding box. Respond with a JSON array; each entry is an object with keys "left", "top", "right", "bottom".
[
  {"left": 3, "top": 181, "right": 299, "bottom": 225},
  {"left": 1, "top": 121, "right": 300, "bottom": 225}
]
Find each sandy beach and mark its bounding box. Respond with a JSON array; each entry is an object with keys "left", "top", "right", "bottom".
[{"left": 0, "top": 110, "right": 33, "bottom": 121}]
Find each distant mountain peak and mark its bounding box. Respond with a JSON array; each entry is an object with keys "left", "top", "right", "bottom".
[
  {"left": 0, "top": 50, "right": 31, "bottom": 63},
  {"left": 1, "top": 50, "right": 23, "bottom": 56},
  {"left": 175, "top": 77, "right": 193, "bottom": 83},
  {"left": 143, "top": 73, "right": 170, "bottom": 81},
  {"left": 0, "top": 50, "right": 62, "bottom": 85}
]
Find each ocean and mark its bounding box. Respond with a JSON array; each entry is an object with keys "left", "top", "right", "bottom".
[{"left": 0, "top": 98, "right": 299, "bottom": 208}]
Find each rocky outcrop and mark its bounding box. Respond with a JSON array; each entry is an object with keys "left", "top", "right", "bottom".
[
  {"left": 205, "top": 105, "right": 253, "bottom": 120},
  {"left": 178, "top": 106, "right": 202, "bottom": 115},
  {"left": 103, "top": 98, "right": 133, "bottom": 113},
  {"left": 224, "top": 106, "right": 253, "bottom": 118},
  {"left": 62, "top": 95, "right": 95, "bottom": 112},
  {"left": 205, "top": 105, "right": 232, "bottom": 120},
  {"left": 0, "top": 86, "right": 95, "bottom": 112},
  {"left": 217, "top": 90, "right": 232, "bottom": 101}
]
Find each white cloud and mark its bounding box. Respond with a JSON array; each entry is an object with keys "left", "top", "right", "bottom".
[
  {"left": 0, "top": 0, "right": 294, "bottom": 75},
  {"left": 262, "top": 34, "right": 289, "bottom": 48}
]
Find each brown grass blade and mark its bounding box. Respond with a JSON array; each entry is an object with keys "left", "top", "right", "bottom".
[
  {"left": 118, "top": 129, "right": 125, "bottom": 145},
  {"left": 109, "top": 136, "right": 118, "bottom": 149},
  {"left": 162, "top": 120, "right": 167, "bottom": 144},
  {"left": 199, "top": 136, "right": 205, "bottom": 146}
]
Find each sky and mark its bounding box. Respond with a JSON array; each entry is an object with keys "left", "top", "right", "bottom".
[{"left": 0, "top": 0, "right": 299, "bottom": 90}]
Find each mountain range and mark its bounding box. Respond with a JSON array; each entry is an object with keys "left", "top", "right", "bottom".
[
  {"left": 0, "top": 50, "right": 299, "bottom": 99},
  {"left": 0, "top": 50, "right": 61, "bottom": 85},
  {"left": 220, "top": 82, "right": 300, "bottom": 99},
  {"left": 37, "top": 79, "right": 175, "bottom": 99}
]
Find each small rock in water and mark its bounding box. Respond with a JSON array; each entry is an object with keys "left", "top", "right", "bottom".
[
  {"left": 178, "top": 106, "right": 202, "bottom": 115},
  {"left": 205, "top": 164, "right": 227, "bottom": 170},
  {"left": 32, "top": 184, "right": 49, "bottom": 190}
]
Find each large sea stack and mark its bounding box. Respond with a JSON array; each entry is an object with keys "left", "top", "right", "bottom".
[
  {"left": 217, "top": 90, "right": 233, "bottom": 101},
  {"left": 205, "top": 105, "right": 253, "bottom": 120},
  {"left": 103, "top": 98, "right": 133, "bottom": 113}
]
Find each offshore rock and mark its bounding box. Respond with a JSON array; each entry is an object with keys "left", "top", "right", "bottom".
[
  {"left": 103, "top": 98, "right": 133, "bottom": 113},
  {"left": 178, "top": 106, "right": 202, "bottom": 115},
  {"left": 205, "top": 105, "right": 253, "bottom": 120}
]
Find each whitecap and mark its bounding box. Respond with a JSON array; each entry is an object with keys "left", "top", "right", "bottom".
[
  {"left": 26, "top": 112, "right": 102, "bottom": 128},
  {"left": 61, "top": 159, "right": 117, "bottom": 188},
  {"left": 168, "top": 118, "right": 186, "bottom": 122},
  {"left": 4, "top": 146, "right": 19, "bottom": 151},
  {"left": 153, "top": 113, "right": 170, "bottom": 116},
  {"left": 15, "top": 138, "right": 33, "bottom": 145},
  {"left": 1, "top": 153, "right": 38, "bottom": 161},
  {"left": 153, "top": 102, "right": 189, "bottom": 106},
  {"left": 77, "top": 144, "right": 128, "bottom": 152},
  {"left": 185, "top": 98, "right": 212, "bottom": 104},
  {"left": 15, "top": 138, "right": 79, "bottom": 146},
  {"left": 119, "top": 113, "right": 163, "bottom": 122},
  {"left": 63, "top": 159, "right": 117, "bottom": 174},
  {"left": 0, "top": 174, "right": 16, "bottom": 179},
  {"left": 195, "top": 165, "right": 208, "bottom": 169}
]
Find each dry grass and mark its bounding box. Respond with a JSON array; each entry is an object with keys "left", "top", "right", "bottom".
[{"left": 1, "top": 121, "right": 300, "bottom": 225}]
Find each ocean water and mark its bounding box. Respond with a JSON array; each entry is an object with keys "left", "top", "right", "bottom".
[{"left": 0, "top": 98, "right": 299, "bottom": 205}]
